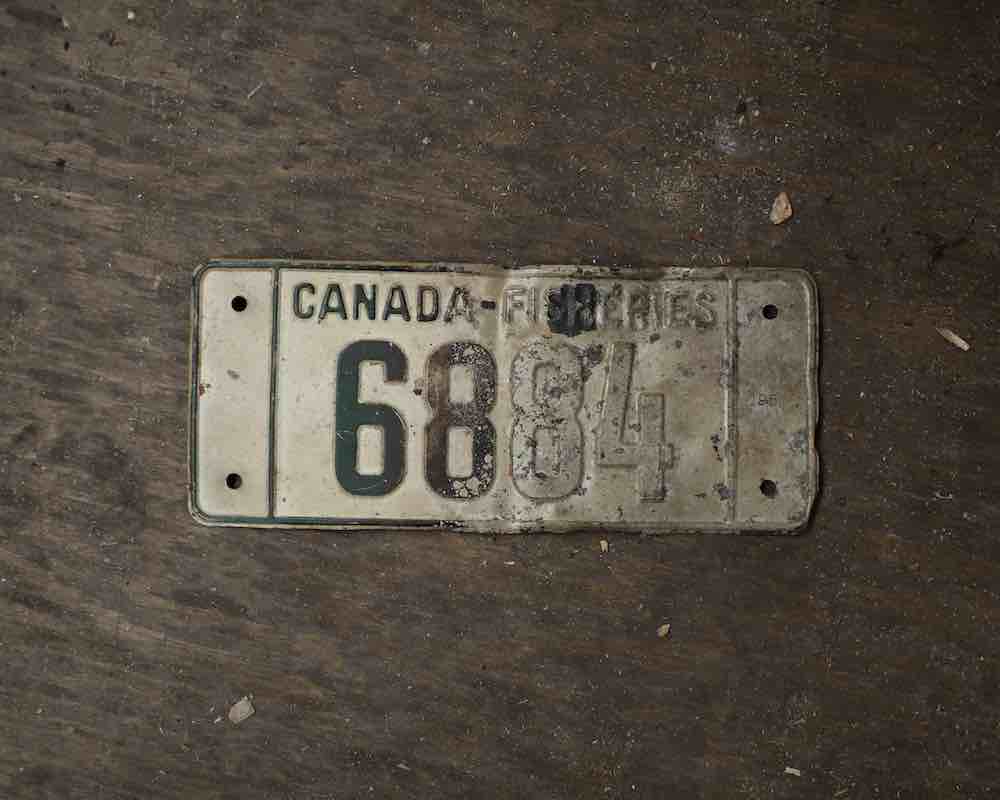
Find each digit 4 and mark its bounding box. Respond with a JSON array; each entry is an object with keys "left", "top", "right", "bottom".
[{"left": 596, "top": 342, "right": 674, "bottom": 501}]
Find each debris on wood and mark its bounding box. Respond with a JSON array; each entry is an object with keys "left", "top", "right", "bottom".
[
  {"left": 127, "top": 10, "right": 136, "bottom": 21},
  {"left": 784, "top": 766, "right": 802, "bottom": 777},
  {"left": 247, "top": 81, "right": 265, "bottom": 100},
  {"left": 416, "top": 41, "right": 432, "bottom": 56},
  {"left": 61, "top": 16, "right": 71, "bottom": 30},
  {"left": 228, "top": 696, "right": 255, "bottom": 725},
  {"left": 650, "top": 61, "right": 658, "bottom": 71},
  {"left": 599, "top": 539, "right": 609, "bottom": 553},
  {"left": 769, "top": 191, "right": 793, "bottom": 225},
  {"left": 936, "top": 327, "right": 970, "bottom": 352},
  {"left": 656, "top": 623, "right": 671, "bottom": 639}
]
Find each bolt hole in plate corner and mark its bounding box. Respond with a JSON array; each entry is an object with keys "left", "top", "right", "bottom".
[{"left": 189, "top": 261, "right": 818, "bottom": 533}]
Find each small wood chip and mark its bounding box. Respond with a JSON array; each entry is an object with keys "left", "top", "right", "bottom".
[
  {"left": 657, "top": 623, "right": 671, "bottom": 639},
  {"left": 599, "top": 539, "right": 609, "bottom": 553},
  {"left": 936, "top": 327, "right": 970, "bottom": 351},
  {"left": 228, "top": 696, "right": 255, "bottom": 725},
  {"left": 247, "top": 81, "right": 265, "bottom": 100},
  {"left": 769, "top": 191, "right": 793, "bottom": 225},
  {"left": 784, "top": 767, "right": 802, "bottom": 777}
]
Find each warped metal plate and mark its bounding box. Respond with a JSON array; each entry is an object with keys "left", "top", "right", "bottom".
[{"left": 189, "top": 261, "right": 818, "bottom": 533}]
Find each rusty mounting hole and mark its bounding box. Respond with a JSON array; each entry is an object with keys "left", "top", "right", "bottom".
[
  {"left": 760, "top": 479, "right": 778, "bottom": 498},
  {"left": 226, "top": 473, "right": 243, "bottom": 490},
  {"left": 762, "top": 304, "right": 779, "bottom": 320},
  {"left": 231, "top": 296, "right": 248, "bottom": 312}
]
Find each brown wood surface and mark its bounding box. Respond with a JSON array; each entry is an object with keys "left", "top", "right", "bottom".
[{"left": 2, "top": 0, "right": 999, "bottom": 797}]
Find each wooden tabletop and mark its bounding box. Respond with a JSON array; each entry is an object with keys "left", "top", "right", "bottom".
[{"left": 2, "top": 1, "right": 998, "bottom": 797}]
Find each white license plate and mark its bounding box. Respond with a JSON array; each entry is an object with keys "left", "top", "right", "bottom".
[{"left": 190, "top": 261, "right": 818, "bottom": 533}]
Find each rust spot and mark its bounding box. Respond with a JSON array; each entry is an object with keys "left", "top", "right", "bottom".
[
  {"left": 580, "top": 343, "right": 605, "bottom": 382},
  {"left": 547, "top": 283, "right": 598, "bottom": 337},
  {"left": 714, "top": 482, "right": 732, "bottom": 500}
]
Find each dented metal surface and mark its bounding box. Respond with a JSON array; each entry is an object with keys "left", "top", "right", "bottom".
[{"left": 190, "top": 261, "right": 818, "bottom": 533}]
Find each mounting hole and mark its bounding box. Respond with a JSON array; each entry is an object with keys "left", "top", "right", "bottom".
[
  {"left": 760, "top": 479, "right": 778, "bottom": 498},
  {"left": 226, "top": 473, "right": 243, "bottom": 490},
  {"left": 231, "top": 296, "right": 248, "bottom": 312},
  {"left": 762, "top": 304, "right": 779, "bottom": 320}
]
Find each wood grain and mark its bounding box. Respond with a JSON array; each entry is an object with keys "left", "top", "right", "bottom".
[{"left": 1, "top": 0, "right": 998, "bottom": 797}]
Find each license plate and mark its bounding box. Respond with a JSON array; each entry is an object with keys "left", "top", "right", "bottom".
[{"left": 190, "top": 261, "right": 818, "bottom": 533}]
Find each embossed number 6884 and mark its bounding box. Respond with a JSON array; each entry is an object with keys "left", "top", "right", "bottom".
[{"left": 333, "top": 339, "right": 670, "bottom": 502}]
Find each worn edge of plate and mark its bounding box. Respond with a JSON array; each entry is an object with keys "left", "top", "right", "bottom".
[{"left": 188, "top": 260, "right": 819, "bottom": 534}]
